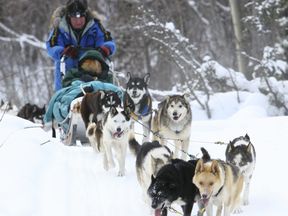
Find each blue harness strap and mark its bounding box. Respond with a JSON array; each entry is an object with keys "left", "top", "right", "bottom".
[
  {"left": 136, "top": 96, "right": 151, "bottom": 120},
  {"left": 140, "top": 104, "right": 150, "bottom": 117}
]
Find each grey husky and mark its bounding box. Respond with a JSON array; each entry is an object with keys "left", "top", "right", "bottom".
[
  {"left": 152, "top": 94, "right": 192, "bottom": 160},
  {"left": 225, "top": 134, "right": 256, "bottom": 205}
]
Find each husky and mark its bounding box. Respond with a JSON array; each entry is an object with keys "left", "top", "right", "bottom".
[
  {"left": 225, "top": 134, "right": 256, "bottom": 205},
  {"left": 17, "top": 103, "right": 45, "bottom": 123},
  {"left": 152, "top": 94, "right": 192, "bottom": 160},
  {"left": 147, "top": 148, "right": 210, "bottom": 216},
  {"left": 81, "top": 90, "right": 121, "bottom": 129},
  {"left": 193, "top": 148, "right": 244, "bottom": 216},
  {"left": 88, "top": 107, "right": 131, "bottom": 176},
  {"left": 124, "top": 72, "right": 152, "bottom": 143},
  {"left": 132, "top": 140, "right": 173, "bottom": 203}
]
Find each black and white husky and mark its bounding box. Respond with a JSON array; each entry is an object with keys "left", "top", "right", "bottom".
[
  {"left": 124, "top": 72, "right": 152, "bottom": 143},
  {"left": 152, "top": 94, "right": 192, "bottom": 160},
  {"left": 131, "top": 141, "right": 173, "bottom": 203},
  {"left": 81, "top": 90, "right": 121, "bottom": 129},
  {"left": 225, "top": 134, "right": 256, "bottom": 205},
  {"left": 147, "top": 148, "right": 211, "bottom": 216},
  {"left": 87, "top": 107, "right": 131, "bottom": 176}
]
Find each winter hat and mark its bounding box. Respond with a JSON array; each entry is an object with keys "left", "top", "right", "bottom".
[{"left": 66, "top": 0, "right": 88, "bottom": 17}]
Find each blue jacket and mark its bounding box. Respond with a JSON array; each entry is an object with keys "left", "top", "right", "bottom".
[{"left": 46, "top": 16, "right": 116, "bottom": 91}]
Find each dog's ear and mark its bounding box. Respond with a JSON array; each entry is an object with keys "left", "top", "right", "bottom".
[
  {"left": 150, "top": 155, "right": 159, "bottom": 176},
  {"left": 245, "top": 134, "right": 250, "bottom": 141},
  {"left": 211, "top": 160, "right": 220, "bottom": 175},
  {"left": 122, "top": 108, "right": 131, "bottom": 121},
  {"left": 151, "top": 174, "right": 156, "bottom": 183},
  {"left": 32, "top": 105, "right": 38, "bottom": 114},
  {"left": 126, "top": 72, "right": 131, "bottom": 82},
  {"left": 226, "top": 142, "right": 234, "bottom": 153},
  {"left": 110, "top": 106, "right": 118, "bottom": 116},
  {"left": 195, "top": 159, "right": 204, "bottom": 174},
  {"left": 183, "top": 93, "right": 190, "bottom": 102},
  {"left": 247, "top": 143, "right": 253, "bottom": 153},
  {"left": 143, "top": 73, "right": 150, "bottom": 85},
  {"left": 124, "top": 106, "right": 131, "bottom": 115}
]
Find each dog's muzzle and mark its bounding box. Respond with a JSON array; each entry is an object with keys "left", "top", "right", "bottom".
[
  {"left": 172, "top": 113, "right": 182, "bottom": 121},
  {"left": 199, "top": 194, "right": 210, "bottom": 207},
  {"left": 112, "top": 128, "right": 124, "bottom": 138}
]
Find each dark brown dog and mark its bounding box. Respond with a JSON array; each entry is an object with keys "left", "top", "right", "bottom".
[
  {"left": 17, "top": 103, "right": 45, "bottom": 123},
  {"left": 80, "top": 90, "right": 121, "bottom": 129}
]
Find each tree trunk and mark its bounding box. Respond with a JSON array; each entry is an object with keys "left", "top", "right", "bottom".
[{"left": 229, "top": 0, "right": 248, "bottom": 78}]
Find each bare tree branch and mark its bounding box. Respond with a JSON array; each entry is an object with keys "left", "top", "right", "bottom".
[{"left": 0, "top": 22, "right": 45, "bottom": 49}]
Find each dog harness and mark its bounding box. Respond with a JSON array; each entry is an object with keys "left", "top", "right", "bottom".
[{"left": 130, "top": 96, "right": 151, "bottom": 120}]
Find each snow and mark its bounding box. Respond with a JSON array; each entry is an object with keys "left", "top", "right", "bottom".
[{"left": 0, "top": 91, "right": 288, "bottom": 216}]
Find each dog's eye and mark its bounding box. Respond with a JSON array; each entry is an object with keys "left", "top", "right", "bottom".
[
  {"left": 137, "top": 82, "right": 140, "bottom": 85},
  {"left": 170, "top": 105, "right": 174, "bottom": 108},
  {"left": 209, "top": 182, "right": 214, "bottom": 186},
  {"left": 199, "top": 181, "right": 203, "bottom": 186},
  {"left": 179, "top": 105, "right": 182, "bottom": 108},
  {"left": 239, "top": 162, "right": 245, "bottom": 166}
]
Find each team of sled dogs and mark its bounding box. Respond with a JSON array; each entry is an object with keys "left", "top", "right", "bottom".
[{"left": 78, "top": 72, "right": 256, "bottom": 216}]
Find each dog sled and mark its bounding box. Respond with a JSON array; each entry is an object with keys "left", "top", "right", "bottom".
[{"left": 44, "top": 49, "right": 123, "bottom": 146}]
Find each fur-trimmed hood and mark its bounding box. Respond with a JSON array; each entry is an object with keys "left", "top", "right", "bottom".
[{"left": 49, "top": 6, "right": 105, "bottom": 29}]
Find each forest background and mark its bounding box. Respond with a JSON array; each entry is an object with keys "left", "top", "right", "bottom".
[{"left": 0, "top": 0, "right": 287, "bottom": 118}]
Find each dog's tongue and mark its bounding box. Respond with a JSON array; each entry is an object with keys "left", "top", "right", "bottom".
[
  {"left": 113, "top": 130, "right": 123, "bottom": 138},
  {"left": 200, "top": 198, "right": 209, "bottom": 207},
  {"left": 154, "top": 209, "right": 161, "bottom": 216}
]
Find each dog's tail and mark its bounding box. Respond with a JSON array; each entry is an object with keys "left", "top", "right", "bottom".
[
  {"left": 129, "top": 133, "right": 141, "bottom": 156},
  {"left": 200, "top": 147, "right": 211, "bottom": 162}
]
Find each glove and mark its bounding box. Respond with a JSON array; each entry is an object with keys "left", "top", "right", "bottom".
[
  {"left": 97, "top": 46, "right": 110, "bottom": 58},
  {"left": 62, "top": 46, "right": 78, "bottom": 58}
]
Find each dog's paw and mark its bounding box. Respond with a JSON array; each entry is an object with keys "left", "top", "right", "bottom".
[
  {"left": 233, "top": 207, "right": 243, "bottom": 214},
  {"left": 103, "top": 162, "right": 109, "bottom": 171},
  {"left": 243, "top": 200, "right": 249, "bottom": 206},
  {"left": 117, "top": 171, "right": 125, "bottom": 177}
]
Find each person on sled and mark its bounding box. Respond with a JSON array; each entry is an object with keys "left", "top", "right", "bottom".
[{"left": 46, "top": 0, "right": 116, "bottom": 91}]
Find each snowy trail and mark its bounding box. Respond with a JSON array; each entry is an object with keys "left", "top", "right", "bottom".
[{"left": 0, "top": 114, "right": 288, "bottom": 216}]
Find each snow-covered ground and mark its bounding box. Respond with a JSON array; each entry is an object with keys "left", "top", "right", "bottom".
[{"left": 0, "top": 91, "right": 287, "bottom": 216}]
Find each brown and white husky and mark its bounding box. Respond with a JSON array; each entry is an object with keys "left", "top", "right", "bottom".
[{"left": 193, "top": 149, "right": 244, "bottom": 216}]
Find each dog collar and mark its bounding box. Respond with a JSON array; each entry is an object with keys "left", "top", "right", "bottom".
[{"left": 213, "top": 186, "right": 223, "bottom": 197}]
